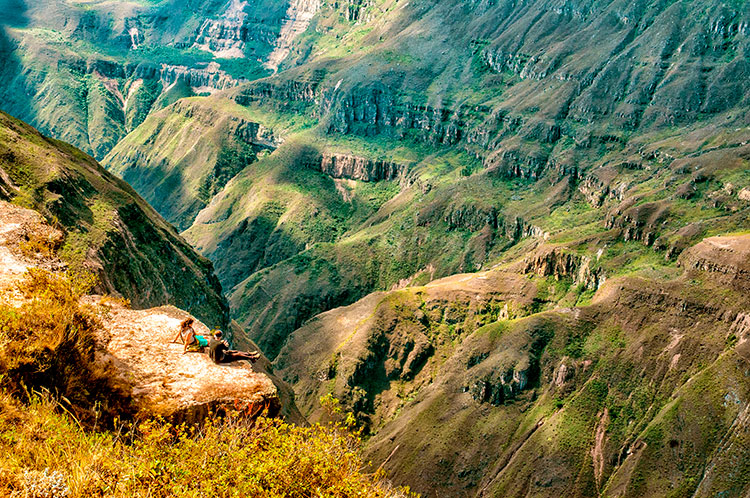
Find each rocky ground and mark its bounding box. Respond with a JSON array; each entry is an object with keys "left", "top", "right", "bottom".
[
  {"left": 0, "top": 202, "right": 58, "bottom": 294},
  {"left": 94, "top": 302, "right": 281, "bottom": 423}
]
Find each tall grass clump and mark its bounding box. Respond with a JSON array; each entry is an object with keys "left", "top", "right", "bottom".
[{"left": 0, "top": 268, "right": 130, "bottom": 422}]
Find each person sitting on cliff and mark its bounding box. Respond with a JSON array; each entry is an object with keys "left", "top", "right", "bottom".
[
  {"left": 171, "top": 318, "right": 195, "bottom": 344},
  {"left": 171, "top": 318, "right": 210, "bottom": 354},
  {"left": 208, "top": 330, "right": 260, "bottom": 364}
]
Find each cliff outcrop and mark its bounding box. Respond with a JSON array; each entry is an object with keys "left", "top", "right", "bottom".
[
  {"left": 519, "top": 245, "right": 605, "bottom": 290},
  {"left": 192, "top": 0, "right": 251, "bottom": 59},
  {"left": 0, "top": 148, "right": 298, "bottom": 425},
  {"left": 160, "top": 63, "right": 244, "bottom": 93},
  {"left": 265, "top": 0, "right": 322, "bottom": 72},
  {"left": 95, "top": 302, "right": 281, "bottom": 422},
  {"left": 678, "top": 234, "right": 750, "bottom": 291},
  {"left": 605, "top": 199, "right": 671, "bottom": 246},
  {"left": 314, "top": 152, "right": 405, "bottom": 182}
]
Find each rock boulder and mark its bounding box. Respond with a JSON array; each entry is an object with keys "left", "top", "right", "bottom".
[{"left": 95, "top": 303, "right": 282, "bottom": 423}]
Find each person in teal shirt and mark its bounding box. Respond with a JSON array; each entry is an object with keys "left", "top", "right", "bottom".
[{"left": 171, "top": 318, "right": 211, "bottom": 354}]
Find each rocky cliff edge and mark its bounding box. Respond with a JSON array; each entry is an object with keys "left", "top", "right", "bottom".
[{"left": 0, "top": 199, "right": 299, "bottom": 423}]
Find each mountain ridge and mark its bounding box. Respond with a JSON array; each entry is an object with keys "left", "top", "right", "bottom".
[{"left": 1, "top": 0, "right": 750, "bottom": 496}]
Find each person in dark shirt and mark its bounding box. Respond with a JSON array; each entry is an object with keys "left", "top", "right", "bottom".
[{"left": 208, "top": 330, "right": 261, "bottom": 364}]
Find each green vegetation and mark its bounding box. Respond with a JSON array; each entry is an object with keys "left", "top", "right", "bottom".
[
  {"left": 0, "top": 109, "right": 229, "bottom": 332},
  {"left": 60, "top": 199, "right": 117, "bottom": 271},
  {"left": 0, "top": 246, "right": 414, "bottom": 498},
  {"left": 3, "top": 0, "right": 750, "bottom": 495}
]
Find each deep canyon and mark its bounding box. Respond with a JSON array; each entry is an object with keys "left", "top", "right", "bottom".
[{"left": 1, "top": 0, "right": 749, "bottom": 496}]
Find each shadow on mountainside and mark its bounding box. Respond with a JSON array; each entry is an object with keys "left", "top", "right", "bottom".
[
  {"left": 0, "top": 0, "right": 27, "bottom": 28},
  {"left": 0, "top": 14, "right": 33, "bottom": 125}
]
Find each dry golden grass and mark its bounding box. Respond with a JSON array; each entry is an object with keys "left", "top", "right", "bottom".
[
  {"left": 0, "top": 269, "right": 124, "bottom": 421},
  {"left": 0, "top": 393, "right": 417, "bottom": 498}
]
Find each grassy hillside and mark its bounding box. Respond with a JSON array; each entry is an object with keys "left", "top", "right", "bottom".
[
  {"left": 3, "top": 1, "right": 750, "bottom": 495},
  {"left": 0, "top": 0, "right": 286, "bottom": 158},
  {"left": 95, "top": 0, "right": 750, "bottom": 358},
  {"left": 103, "top": 97, "right": 284, "bottom": 230},
  {"left": 274, "top": 235, "right": 750, "bottom": 496},
  {"left": 0, "top": 110, "right": 229, "bottom": 328}
]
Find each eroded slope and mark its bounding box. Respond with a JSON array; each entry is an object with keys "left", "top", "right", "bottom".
[
  {"left": 96, "top": 0, "right": 750, "bottom": 358},
  {"left": 275, "top": 235, "right": 750, "bottom": 497}
]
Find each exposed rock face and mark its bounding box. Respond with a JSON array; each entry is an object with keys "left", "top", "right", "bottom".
[
  {"left": 235, "top": 78, "right": 320, "bottom": 105},
  {"left": 521, "top": 246, "right": 581, "bottom": 279},
  {"left": 605, "top": 200, "right": 670, "bottom": 246},
  {"left": 468, "top": 363, "right": 531, "bottom": 406},
  {"left": 520, "top": 246, "right": 605, "bottom": 289},
  {"left": 322, "top": 85, "right": 463, "bottom": 145},
  {"left": 0, "top": 167, "right": 15, "bottom": 201},
  {"left": 95, "top": 303, "right": 280, "bottom": 422},
  {"left": 578, "top": 166, "right": 631, "bottom": 207},
  {"left": 193, "top": 0, "right": 250, "bottom": 59},
  {"left": 265, "top": 0, "right": 321, "bottom": 72},
  {"left": 316, "top": 153, "right": 404, "bottom": 182},
  {"left": 0, "top": 201, "right": 63, "bottom": 294},
  {"left": 160, "top": 63, "right": 243, "bottom": 93},
  {"left": 678, "top": 234, "right": 750, "bottom": 291},
  {"left": 484, "top": 147, "right": 549, "bottom": 180},
  {"left": 330, "top": 0, "right": 372, "bottom": 21},
  {"left": 417, "top": 198, "right": 500, "bottom": 232}
]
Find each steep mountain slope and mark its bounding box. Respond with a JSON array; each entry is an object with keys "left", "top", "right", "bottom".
[
  {"left": 0, "top": 0, "right": 296, "bottom": 159},
  {"left": 3, "top": 1, "right": 750, "bottom": 494},
  {"left": 103, "top": 97, "right": 281, "bottom": 230},
  {"left": 0, "top": 110, "right": 229, "bottom": 329},
  {"left": 274, "top": 236, "right": 750, "bottom": 497},
  {"left": 97, "top": 0, "right": 750, "bottom": 358}
]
